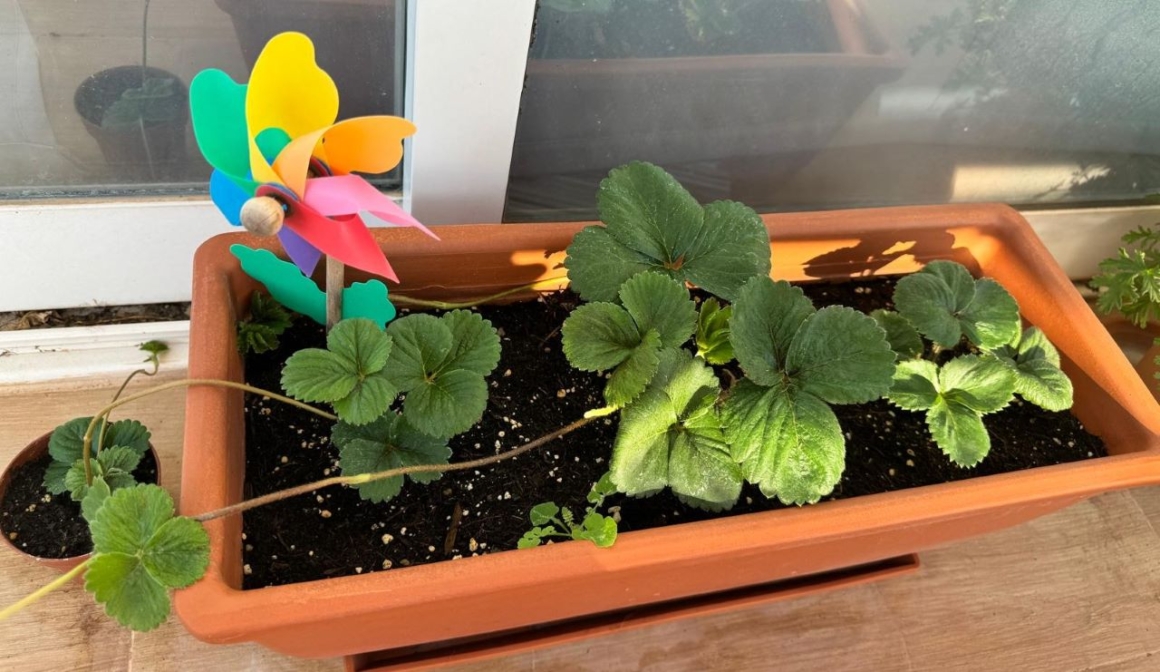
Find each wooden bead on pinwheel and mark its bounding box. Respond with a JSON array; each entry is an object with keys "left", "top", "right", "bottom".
[{"left": 239, "top": 196, "right": 285, "bottom": 237}]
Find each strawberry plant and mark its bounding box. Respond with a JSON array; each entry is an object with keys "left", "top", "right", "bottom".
[{"left": 885, "top": 261, "right": 1073, "bottom": 465}]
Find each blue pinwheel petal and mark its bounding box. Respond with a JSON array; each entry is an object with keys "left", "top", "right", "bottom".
[{"left": 209, "top": 170, "right": 250, "bottom": 226}]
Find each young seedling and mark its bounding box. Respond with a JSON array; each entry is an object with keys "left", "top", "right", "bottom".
[
  {"left": 885, "top": 260, "right": 1074, "bottom": 465},
  {"left": 723, "top": 276, "right": 896, "bottom": 505},
  {"left": 892, "top": 260, "right": 1020, "bottom": 349},
  {"left": 519, "top": 472, "right": 619, "bottom": 548},
  {"left": 45, "top": 341, "right": 166, "bottom": 500},
  {"left": 237, "top": 291, "right": 292, "bottom": 354},
  {"left": 564, "top": 161, "right": 771, "bottom": 303},
  {"left": 888, "top": 355, "right": 1017, "bottom": 467},
  {"left": 561, "top": 271, "right": 697, "bottom": 407}
]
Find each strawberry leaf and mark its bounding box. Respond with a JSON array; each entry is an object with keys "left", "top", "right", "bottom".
[{"left": 565, "top": 162, "right": 770, "bottom": 302}]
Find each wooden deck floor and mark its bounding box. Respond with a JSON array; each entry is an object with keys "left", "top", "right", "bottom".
[{"left": 4, "top": 372, "right": 1160, "bottom": 671}]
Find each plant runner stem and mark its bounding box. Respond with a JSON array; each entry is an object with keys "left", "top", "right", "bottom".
[
  {"left": 0, "top": 558, "right": 92, "bottom": 623},
  {"left": 192, "top": 415, "right": 595, "bottom": 523},
  {"left": 390, "top": 276, "right": 568, "bottom": 310},
  {"left": 82, "top": 379, "right": 337, "bottom": 485}
]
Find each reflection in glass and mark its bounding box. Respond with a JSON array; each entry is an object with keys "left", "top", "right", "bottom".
[
  {"left": 505, "top": 0, "right": 1160, "bottom": 221},
  {"left": 1, "top": 0, "right": 403, "bottom": 199}
]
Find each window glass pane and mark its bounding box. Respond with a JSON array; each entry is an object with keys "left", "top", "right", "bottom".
[
  {"left": 1, "top": 0, "right": 403, "bottom": 199},
  {"left": 505, "top": 0, "right": 1160, "bottom": 222}
]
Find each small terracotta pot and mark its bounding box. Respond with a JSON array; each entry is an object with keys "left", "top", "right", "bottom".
[
  {"left": 177, "top": 204, "right": 1160, "bottom": 658},
  {"left": 0, "top": 431, "right": 161, "bottom": 573}
]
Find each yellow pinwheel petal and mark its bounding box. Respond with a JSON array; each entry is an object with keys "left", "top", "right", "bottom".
[
  {"left": 273, "top": 116, "right": 417, "bottom": 199},
  {"left": 246, "top": 32, "right": 339, "bottom": 186}
]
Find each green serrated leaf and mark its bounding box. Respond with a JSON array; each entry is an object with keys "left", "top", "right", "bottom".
[
  {"left": 141, "top": 517, "right": 211, "bottom": 589},
  {"left": 610, "top": 349, "right": 740, "bottom": 509},
  {"left": 587, "top": 471, "right": 617, "bottom": 505},
  {"left": 386, "top": 314, "right": 454, "bottom": 390},
  {"left": 927, "top": 398, "right": 990, "bottom": 467},
  {"left": 89, "top": 485, "right": 174, "bottom": 556},
  {"left": 888, "top": 359, "right": 941, "bottom": 411},
  {"left": 892, "top": 273, "right": 964, "bottom": 347},
  {"left": 281, "top": 350, "right": 359, "bottom": 402},
  {"left": 249, "top": 291, "right": 292, "bottom": 332},
  {"left": 48, "top": 417, "right": 93, "bottom": 470},
  {"left": 84, "top": 485, "right": 209, "bottom": 632},
  {"left": 990, "top": 327, "right": 1072, "bottom": 412},
  {"left": 561, "top": 226, "right": 657, "bottom": 304},
  {"left": 561, "top": 302, "right": 641, "bottom": 372},
  {"left": 870, "top": 309, "right": 923, "bottom": 360},
  {"left": 1013, "top": 358, "right": 1074, "bottom": 411},
  {"left": 402, "top": 369, "right": 488, "bottom": 438},
  {"left": 43, "top": 461, "right": 72, "bottom": 496},
  {"left": 81, "top": 477, "right": 111, "bottom": 523},
  {"left": 960, "top": 279, "right": 1021, "bottom": 348},
  {"left": 938, "top": 355, "right": 1016, "bottom": 414},
  {"left": 282, "top": 319, "right": 398, "bottom": 425},
  {"left": 787, "top": 306, "right": 896, "bottom": 405},
  {"left": 330, "top": 372, "right": 399, "bottom": 427},
  {"left": 723, "top": 381, "right": 844, "bottom": 505},
  {"left": 893, "top": 261, "right": 1021, "bottom": 349},
  {"left": 604, "top": 329, "right": 662, "bottom": 407},
  {"left": 576, "top": 512, "right": 617, "bottom": 547},
  {"left": 103, "top": 420, "right": 151, "bottom": 458},
  {"left": 334, "top": 414, "right": 450, "bottom": 503},
  {"left": 619, "top": 272, "right": 698, "bottom": 348},
  {"left": 729, "top": 277, "right": 815, "bottom": 386},
  {"left": 561, "top": 507, "right": 575, "bottom": 526},
  {"left": 519, "top": 533, "right": 545, "bottom": 550},
  {"left": 565, "top": 162, "right": 770, "bottom": 302},
  {"left": 85, "top": 553, "right": 171, "bottom": 631},
  {"left": 530, "top": 502, "right": 560, "bottom": 526},
  {"left": 696, "top": 298, "right": 735, "bottom": 364},
  {"left": 328, "top": 318, "right": 393, "bottom": 375},
  {"left": 438, "top": 310, "right": 502, "bottom": 375}
]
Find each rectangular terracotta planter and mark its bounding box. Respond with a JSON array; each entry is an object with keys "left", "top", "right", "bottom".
[{"left": 177, "top": 203, "right": 1160, "bottom": 658}]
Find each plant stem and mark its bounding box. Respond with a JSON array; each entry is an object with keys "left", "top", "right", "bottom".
[
  {"left": 0, "top": 559, "right": 91, "bottom": 623},
  {"left": 390, "top": 276, "right": 568, "bottom": 310},
  {"left": 111, "top": 359, "right": 160, "bottom": 406},
  {"left": 192, "top": 415, "right": 595, "bottom": 523},
  {"left": 83, "top": 379, "right": 337, "bottom": 485}
]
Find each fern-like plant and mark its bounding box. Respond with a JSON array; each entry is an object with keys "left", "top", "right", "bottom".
[{"left": 1091, "top": 224, "right": 1160, "bottom": 328}]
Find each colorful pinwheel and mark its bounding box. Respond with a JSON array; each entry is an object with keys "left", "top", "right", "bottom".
[{"left": 190, "top": 31, "right": 435, "bottom": 285}]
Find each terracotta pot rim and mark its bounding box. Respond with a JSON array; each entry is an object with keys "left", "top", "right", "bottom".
[
  {"left": 177, "top": 203, "right": 1160, "bottom": 656},
  {"left": 0, "top": 430, "right": 163, "bottom": 566}
]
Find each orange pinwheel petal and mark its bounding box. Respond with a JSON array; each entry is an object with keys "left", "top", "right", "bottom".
[{"left": 273, "top": 116, "right": 417, "bottom": 199}]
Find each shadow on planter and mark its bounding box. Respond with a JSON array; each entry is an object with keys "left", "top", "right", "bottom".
[{"left": 74, "top": 66, "right": 189, "bottom": 181}]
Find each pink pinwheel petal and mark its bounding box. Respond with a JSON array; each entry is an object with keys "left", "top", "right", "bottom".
[{"left": 303, "top": 175, "right": 438, "bottom": 240}]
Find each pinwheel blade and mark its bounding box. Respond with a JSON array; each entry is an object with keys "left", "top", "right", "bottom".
[
  {"left": 246, "top": 32, "right": 339, "bottom": 187},
  {"left": 303, "top": 175, "right": 438, "bottom": 239}
]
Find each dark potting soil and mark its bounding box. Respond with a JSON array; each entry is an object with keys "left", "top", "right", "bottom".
[
  {"left": 240, "top": 278, "right": 1107, "bottom": 589},
  {"left": 0, "top": 449, "right": 159, "bottom": 558}
]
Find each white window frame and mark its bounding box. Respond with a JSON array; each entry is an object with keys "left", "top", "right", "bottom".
[{"left": 0, "top": 0, "right": 1154, "bottom": 313}]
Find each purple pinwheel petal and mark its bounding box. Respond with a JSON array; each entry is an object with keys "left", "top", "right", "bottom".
[{"left": 278, "top": 225, "right": 323, "bottom": 276}]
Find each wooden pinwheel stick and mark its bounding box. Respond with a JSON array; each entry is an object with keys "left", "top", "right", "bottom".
[{"left": 239, "top": 195, "right": 343, "bottom": 331}]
